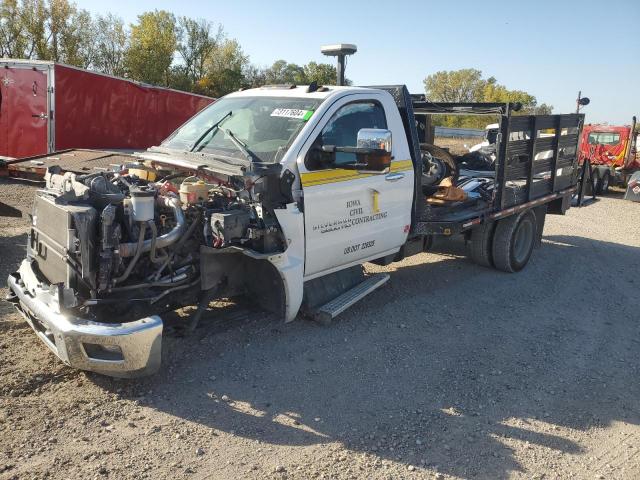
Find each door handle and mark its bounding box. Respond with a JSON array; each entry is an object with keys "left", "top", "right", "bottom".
[{"left": 385, "top": 172, "right": 405, "bottom": 181}]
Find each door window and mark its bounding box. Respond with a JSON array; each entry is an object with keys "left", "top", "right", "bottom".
[{"left": 307, "top": 101, "right": 387, "bottom": 170}]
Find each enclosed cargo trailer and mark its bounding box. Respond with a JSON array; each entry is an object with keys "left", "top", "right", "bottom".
[{"left": 0, "top": 59, "right": 214, "bottom": 160}]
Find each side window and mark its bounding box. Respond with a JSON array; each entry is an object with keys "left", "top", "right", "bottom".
[{"left": 307, "top": 101, "right": 387, "bottom": 170}]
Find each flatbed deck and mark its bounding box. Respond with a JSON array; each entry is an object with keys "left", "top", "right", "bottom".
[{"left": 378, "top": 86, "right": 584, "bottom": 238}]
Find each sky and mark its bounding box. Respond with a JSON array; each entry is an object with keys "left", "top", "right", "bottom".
[{"left": 76, "top": 0, "right": 639, "bottom": 124}]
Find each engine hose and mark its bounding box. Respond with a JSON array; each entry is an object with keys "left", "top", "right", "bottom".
[
  {"left": 148, "top": 220, "right": 169, "bottom": 264},
  {"left": 151, "top": 218, "right": 200, "bottom": 280},
  {"left": 119, "top": 196, "right": 186, "bottom": 257},
  {"left": 113, "top": 221, "right": 147, "bottom": 285},
  {"left": 85, "top": 278, "right": 200, "bottom": 305},
  {"left": 108, "top": 276, "right": 190, "bottom": 292}
]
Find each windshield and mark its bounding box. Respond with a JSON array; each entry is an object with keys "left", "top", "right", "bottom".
[
  {"left": 588, "top": 131, "right": 621, "bottom": 146},
  {"left": 162, "top": 96, "right": 322, "bottom": 162}
]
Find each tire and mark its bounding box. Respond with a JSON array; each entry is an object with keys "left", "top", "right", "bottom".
[
  {"left": 492, "top": 210, "right": 537, "bottom": 273},
  {"left": 596, "top": 171, "right": 610, "bottom": 195},
  {"left": 420, "top": 144, "right": 459, "bottom": 186},
  {"left": 469, "top": 221, "right": 495, "bottom": 268}
]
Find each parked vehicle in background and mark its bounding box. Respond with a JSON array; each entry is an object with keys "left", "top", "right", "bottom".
[
  {"left": 469, "top": 122, "right": 500, "bottom": 154},
  {"left": 0, "top": 59, "right": 214, "bottom": 160},
  {"left": 578, "top": 117, "right": 638, "bottom": 194}
]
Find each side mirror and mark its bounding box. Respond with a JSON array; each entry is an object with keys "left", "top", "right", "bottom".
[
  {"left": 357, "top": 128, "right": 392, "bottom": 153},
  {"left": 353, "top": 128, "right": 392, "bottom": 172},
  {"left": 320, "top": 128, "right": 393, "bottom": 172}
]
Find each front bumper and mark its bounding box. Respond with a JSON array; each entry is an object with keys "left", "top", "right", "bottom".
[{"left": 7, "top": 260, "right": 162, "bottom": 378}]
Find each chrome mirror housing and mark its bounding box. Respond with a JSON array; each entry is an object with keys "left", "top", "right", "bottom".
[{"left": 357, "top": 128, "right": 392, "bottom": 153}]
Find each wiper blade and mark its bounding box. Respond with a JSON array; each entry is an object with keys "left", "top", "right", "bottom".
[
  {"left": 190, "top": 111, "right": 232, "bottom": 152},
  {"left": 220, "top": 127, "right": 258, "bottom": 162}
]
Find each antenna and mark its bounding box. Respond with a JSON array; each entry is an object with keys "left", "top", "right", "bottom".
[{"left": 320, "top": 44, "right": 357, "bottom": 86}]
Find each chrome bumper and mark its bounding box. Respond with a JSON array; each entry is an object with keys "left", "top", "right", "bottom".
[{"left": 7, "top": 260, "right": 162, "bottom": 378}]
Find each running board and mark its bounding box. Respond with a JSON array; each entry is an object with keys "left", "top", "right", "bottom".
[{"left": 312, "top": 273, "right": 390, "bottom": 325}]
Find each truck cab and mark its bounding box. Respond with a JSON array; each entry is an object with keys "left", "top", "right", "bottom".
[
  {"left": 579, "top": 118, "right": 638, "bottom": 193},
  {"left": 145, "top": 85, "right": 415, "bottom": 320}
]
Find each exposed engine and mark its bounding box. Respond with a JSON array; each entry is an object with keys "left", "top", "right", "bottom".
[{"left": 29, "top": 164, "right": 286, "bottom": 323}]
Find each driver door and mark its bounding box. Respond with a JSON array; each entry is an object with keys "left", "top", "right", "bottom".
[{"left": 298, "top": 94, "right": 413, "bottom": 278}]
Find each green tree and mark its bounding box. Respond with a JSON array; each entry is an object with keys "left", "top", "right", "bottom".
[
  {"left": 258, "top": 59, "right": 343, "bottom": 86},
  {"left": 303, "top": 61, "right": 340, "bottom": 85},
  {"left": 424, "top": 68, "right": 553, "bottom": 128},
  {"left": 241, "top": 63, "right": 267, "bottom": 88},
  {"left": 57, "top": 6, "right": 94, "bottom": 67},
  {"left": 19, "top": 0, "right": 48, "bottom": 59},
  {"left": 264, "top": 59, "right": 305, "bottom": 84},
  {"left": 125, "top": 10, "right": 177, "bottom": 86},
  {"left": 0, "top": 0, "right": 28, "bottom": 57},
  {"left": 198, "top": 38, "right": 248, "bottom": 96},
  {"left": 175, "top": 17, "right": 221, "bottom": 90},
  {"left": 92, "top": 13, "right": 127, "bottom": 76},
  {"left": 424, "top": 68, "right": 485, "bottom": 103}
]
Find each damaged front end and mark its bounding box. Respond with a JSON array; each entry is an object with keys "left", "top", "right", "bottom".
[{"left": 7, "top": 154, "right": 293, "bottom": 377}]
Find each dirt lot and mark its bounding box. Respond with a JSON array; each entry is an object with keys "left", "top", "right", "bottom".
[{"left": 1, "top": 178, "right": 639, "bottom": 480}]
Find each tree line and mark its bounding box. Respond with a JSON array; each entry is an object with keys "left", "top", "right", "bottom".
[
  {"left": 0, "top": 0, "right": 344, "bottom": 97},
  {"left": 424, "top": 69, "right": 553, "bottom": 129},
  {"left": 1, "top": 0, "right": 551, "bottom": 120}
]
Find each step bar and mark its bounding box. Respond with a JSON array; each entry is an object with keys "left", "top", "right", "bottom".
[{"left": 313, "top": 273, "right": 390, "bottom": 325}]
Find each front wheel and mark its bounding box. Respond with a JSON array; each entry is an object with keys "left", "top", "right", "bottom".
[{"left": 492, "top": 210, "right": 537, "bottom": 273}]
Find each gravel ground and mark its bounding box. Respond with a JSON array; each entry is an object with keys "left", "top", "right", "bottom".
[{"left": 1, "top": 178, "right": 639, "bottom": 480}]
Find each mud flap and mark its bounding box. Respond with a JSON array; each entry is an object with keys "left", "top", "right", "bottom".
[{"left": 533, "top": 205, "right": 547, "bottom": 248}]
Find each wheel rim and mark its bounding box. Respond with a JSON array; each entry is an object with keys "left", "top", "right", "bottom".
[
  {"left": 422, "top": 155, "right": 445, "bottom": 186},
  {"left": 513, "top": 218, "right": 534, "bottom": 264}
]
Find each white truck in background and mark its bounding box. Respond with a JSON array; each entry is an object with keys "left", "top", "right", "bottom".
[
  {"left": 7, "top": 84, "right": 584, "bottom": 377},
  {"left": 469, "top": 122, "right": 500, "bottom": 153}
]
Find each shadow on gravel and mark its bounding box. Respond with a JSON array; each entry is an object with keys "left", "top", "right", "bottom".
[
  {"left": 0, "top": 233, "right": 28, "bottom": 310},
  {"left": 0, "top": 233, "right": 28, "bottom": 278},
  {"left": 84, "top": 234, "right": 640, "bottom": 478}
]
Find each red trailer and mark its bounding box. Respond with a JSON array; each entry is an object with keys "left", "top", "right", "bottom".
[{"left": 0, "top": 59, "right": 214, "bottom": 160}]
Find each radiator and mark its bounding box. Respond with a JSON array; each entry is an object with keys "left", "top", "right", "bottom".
[{"left": 29, "top": 193, "right": 97, "bottom": 290}]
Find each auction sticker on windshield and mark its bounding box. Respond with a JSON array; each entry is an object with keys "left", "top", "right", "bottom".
[{"left": 271, "top": 108, "right": 314, "bottom": 121}]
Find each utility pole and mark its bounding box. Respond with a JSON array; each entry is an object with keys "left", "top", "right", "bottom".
[{"left": 576, "top": 91, "right": 581, "bottom": 114}]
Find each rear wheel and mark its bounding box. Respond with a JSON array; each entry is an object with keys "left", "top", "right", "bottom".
[
  {"left": 492, "top": 211, "right": 536, "bottom": 273},
  {"left": 469, "top": 221, "right": 495, "bottom": 268}
]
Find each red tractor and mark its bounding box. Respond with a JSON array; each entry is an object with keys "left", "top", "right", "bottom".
[{"left": 578, "top": 116, "right": 638, "bottom": 194}]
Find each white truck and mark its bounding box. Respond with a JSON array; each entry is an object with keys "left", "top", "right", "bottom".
[
  {"left": 469, "top": 122, "right": 500, "bottom": 154},
  {"left": 6, "top": 85, "right": 584, "bottom": 377}
]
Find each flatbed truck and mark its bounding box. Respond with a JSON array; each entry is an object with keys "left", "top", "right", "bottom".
[{"left": 6, "top": 84, "right": 584, "bottom": 377}]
